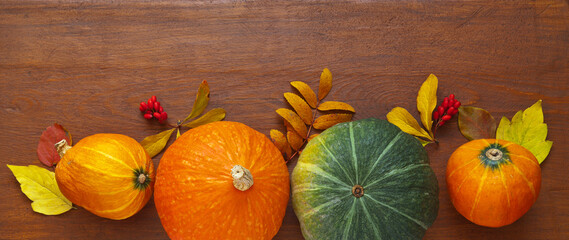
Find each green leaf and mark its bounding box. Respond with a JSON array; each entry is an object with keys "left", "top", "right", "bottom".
[
  {"left": 182, "top": 108, "right": 226, "bottom": 129},
  {"left": 140, "top": 128, "right": 175, "bottom": 158},
  {"left": 496, "top": 100, "right": 552, "bottom": 164},
  {"left": 7, "top": 165, "right": 72, "bottom": 215},
  {"left": 458, "top": 106, "right": 497, "bottom": 141},
  {"left": 183, "top": 80, "right": 210, "bottom": 123},
  {"left": 386, "top": 107, "right": 433, "bottom": 141},
  {"left": 416, "top": 74, "right": 438, "bottom": 136}
]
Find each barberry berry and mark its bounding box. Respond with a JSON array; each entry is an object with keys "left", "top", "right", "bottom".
[{"left": 140, "top": 96, "right": 168, "bottom": 124}]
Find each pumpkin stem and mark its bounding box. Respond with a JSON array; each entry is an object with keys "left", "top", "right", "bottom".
[
  {"left": 138, "top": 173, "right": 147, "bottom": 184},
  {"left": 352, "top": 185, "right": 364, "bottom": 198},
  {"left": 231, "top": 165, "right": 254, "bottom": 191},
  {"left": 55, "top": 139, "right": 72, "bottom": 158},
  {"left": 486, "top": 148, "right": 503, "bottom": 161}
]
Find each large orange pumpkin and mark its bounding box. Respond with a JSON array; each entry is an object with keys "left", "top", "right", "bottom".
[
  {"left": 55, "top": 133, "right": 155, "bottom": 220},
  {"left": 154, "top": 121, "right": 290, "bottom": 240},
  {"left": 446, "top": 139, "right": 541, "bottom": 227}
]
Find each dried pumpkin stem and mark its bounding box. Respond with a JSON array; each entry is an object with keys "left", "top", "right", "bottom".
[
  {"left": 231, "top": 165, "right": 254, "bottom": 191},
  {"left": 486, "top": 148, "right": 503, "bottom": 161},
  {"left": 55, "top": 139, "right": 72, "bottom": 158}
]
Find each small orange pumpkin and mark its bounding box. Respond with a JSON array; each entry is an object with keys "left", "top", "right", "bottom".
[
  {"left": 154, "top": 121, "right": 290, "bottom": 240},
  {"left": 446, "top": 139, "right": 541, "bottom": 227},
  {"left": 55, "top": 133, "right": 154, "bottom": 220}
]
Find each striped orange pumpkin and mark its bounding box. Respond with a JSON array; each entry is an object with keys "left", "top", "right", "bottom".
[
  {"left": 55, "top": 133, "right": 154, "bottom": 220},
  {"left": 446, "top": 139, "right": 541, "bottom": 227}
]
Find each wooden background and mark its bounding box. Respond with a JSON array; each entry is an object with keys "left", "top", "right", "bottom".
[{"left": 1, "top": 0, "right": 568, "bottom": 239}]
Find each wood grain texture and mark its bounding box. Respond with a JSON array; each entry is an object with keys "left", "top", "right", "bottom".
[{"left": 1, "top": 0, "right": 568, "bottom": 239}]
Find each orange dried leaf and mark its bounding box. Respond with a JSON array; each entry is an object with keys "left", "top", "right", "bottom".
[
  {"left": 287, "top": 130, "right": 304, "bottom": 151},
  {"left": 284, "top": 92, "right": 313, "bottom": 124},
  {"left": 313, "top": 113, "right": 352, "bottom": 130},
  {"left": 317, "top": 101, "right": 355, "bottom": 112},
  {"left": 318, "top": 68, "right": 332, "bottom": 100},
  {"left": 270, "top": 129, "right": 291, "bottom": 156},
  {"left": 276, "top": 108, "right": 308, "bottom": 137},
  {"left": 291, "top": 81, "right": 317, "bottom": 108},
  {"left": 307, "top": 134, "right": 319, "bottom": 142}
]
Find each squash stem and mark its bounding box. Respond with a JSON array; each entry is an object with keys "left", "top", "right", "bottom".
[
  {"left": 231, "top": 165, "right": 254, "bottom": 191},
  {"left": 55, "top": 139, "right": 72, "bottom": 158}
]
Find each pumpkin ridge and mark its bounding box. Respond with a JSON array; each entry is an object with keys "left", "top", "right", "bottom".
[
  {"left": 469, "top": 167, "right": 489, "bottom": 219},
  {"left": 511, "top": 164, "right": 536, "bottom": 198},
  {"left": 301, "top": 194, "right": 352, "bottom": 220},
  {"left": 297, "top": 162, "right": 351, "bottom": 188},
  {"left": 316, "top": 137, "right": 355, "bottom": 186},
  {"left": 360, "top": 131, "right": 403, "bottom": 185},
  {"left": 109, "top": 138, "right": 140, "bottom": 169},
  {"left": 81, "top": 146, "right": 134, "bottom": 170},
  {"left": 365, "top": 194, "right": 428, "bottom": 230},
  {"left": 456, "top": 162, "right": 483, "bottom": 193},
  {"left": 75, "top": 163, "right": 133, "bottom": 178},
  {"left": 364, "top": 163, "right": 430, "bottom": 189},
  {"left": 359, "top": 198, "right": 381, "bottom": 239},
  {"left": 499, "top": 168, "right": 511, "bottom": 208},
  {"left": 342, "top": 199, "right": 357, "bottom": 240},
  {"left": 93, "top": 191, "right": 141, "bottom": 214},
  {"left": 292, "top": 183, "right": 343, "bottom": 195},
  {"left": 510, "top": 153, "right": 540, "bottom": 167},
  {"left": 349, "top": 122, "right": 359, "bottom": 183},
  {"left": 447, "top": 157, "right": 479, "bottom": 178}
]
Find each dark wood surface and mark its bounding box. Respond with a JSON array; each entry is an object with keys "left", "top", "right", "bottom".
[{"left": 1, "top": 0, "right": 568, "bottom": 239}]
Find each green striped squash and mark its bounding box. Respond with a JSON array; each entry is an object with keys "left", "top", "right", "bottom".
[{"left": 292, "top": 118, "right": 439, "bottom": 239}]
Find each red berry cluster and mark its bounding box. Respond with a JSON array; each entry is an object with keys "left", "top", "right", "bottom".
[
  {"left": 433, "top": 94, "right": 461, "bottom": 127},
  {"left": 140, "top": 96, "right": 168, "bottom": 124}
]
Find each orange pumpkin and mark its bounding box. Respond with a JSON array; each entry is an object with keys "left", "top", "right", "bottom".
[
  {"left": 55, "top": 133, "right": 154, "bottom": 220},
  {"left": 446, "top": 139, "right": 541, "bottom": 227},
  {"left": 154, "top": 121, "right": 290, "bottom": 240}
]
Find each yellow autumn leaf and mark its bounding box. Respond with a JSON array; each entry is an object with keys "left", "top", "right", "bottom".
[
  {"left": 291, "top": 81, "right": 318, "bottom": 108},
  {"left": 317, "top": 101, "right": 355, "bottom": 112},
  {"left": 183, "top": 80, "right": 210, "bottom": 123},
  {"left": 313, "top": 113, "right": 352, "bottom": 130},
  {"left": 182, "top": 108, "right": 226, "bottom": 129},
  {"left": 386, "top": 107, "right": 433, "bottom": 141},
  {"left": 276, "top": 108, "right": 308, "bottom": 137},
  {"left": 495, "top": 100, "right": 552, "bottom": 164},
  {"left": 140, "top": 128, "right": 175, "bottom": 158},
  {"left": 284, "top": 92, "right": 313, "bottom": 125},
  {"left": 270, "top": 129, "right": 292, "bottom": 157},
  {"left": 7, "top": 165, "right": 72, "bottom": 215},
  {"left": 176, "top": 128, "right": 181, "bottom": 139},
  {"left": 318, "top": 68, "right": 332, "bottom": 100},
  {"left": 287, "top": 130, "right": 304, "bottom": 151},
  {"left": 416, "top": 74, "right": 438, "bottom": 136}
]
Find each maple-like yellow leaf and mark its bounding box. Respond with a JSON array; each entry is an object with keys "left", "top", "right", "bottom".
[
  {"left": 183, "top": 80, "right": 210, "bottom": 123},
  {"left": 313, "top": 113, "right": 352, "bottom": 130},
  {"left": 416, "top": 74, "right": 438, "bottom": 136},
  {"left": 284, "top": 92, "right": 313, "bottom": 125},
  {"left": 386, "top": 107, "right": 433, "bottom": 141},
  {"left": 317, "top": 101, "right": 355, "bottom": 112},
  {"left": 318, "top": 68, "right": 332, "bottom": 100},
  {"left": 7, "top": 165, "right": 72, "bottom": 215},
  {"left": 291, "top": 81, "right": 318, "bottom": 108},
  {"left": 140, "top": 128, "right": 175, "bottom": 158},
  {"left": 276, "top": 108, "right": 308, "bottom": 137},
  {"left": 496, "top": 100, "right": 552, "bottom": 164}
]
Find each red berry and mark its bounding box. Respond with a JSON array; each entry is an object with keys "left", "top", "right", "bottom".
[
  {"left": 153, "top": 112, "right": 161, "bottom": 119},
  {"left": 449, "top": 94, "right": 455, "bottom": 100},
  {"left": 159, "top": 106, "right": 164, "bottom": 113},
  {"left": 442, "top": 97, "right": 449, "bottom": 108},
  {"left": 154, "top": 102, "right": 160, "bottom": 111},
  {"left": 148, "top": 100, "right": 154, "bottom": 110},
  {"left": 433, "top": 111, "right": 440, "bottom": 121},
  {"left": 454, "top": 101, "right": 461, "bottom": 109},
  {"left": 438, "top": 106, "right": 445, "bottom": 116},
  {"left": 140, "top": 102, "right": 148, "bottom": 112},
  {"left": 144, "top": 113, "right": 153, "bottom": 119},
  {"left": 447, "top": 107, "right": 455, "bottom": 115},
  {"left": 438, "top": 120, "right": 446, "bottom": 126},
  {"left": 451, "top": 108, "right": 459, "bottom": 116},
  {"left": 161, "top": 112, "right": 168, "bottom": 120},
  {"left": 151, "top": 96, "right": 157, "bottom": 102},
  {"left": 442, "top": 115, "right": 452, "bottom": 121},
  {"left": 139, "top": 105, "right": 146, "bottom": 112}
]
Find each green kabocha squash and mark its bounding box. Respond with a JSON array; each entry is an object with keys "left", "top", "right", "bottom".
[{"left": 292, "top": 118, "right": 439, "bottom": 239}]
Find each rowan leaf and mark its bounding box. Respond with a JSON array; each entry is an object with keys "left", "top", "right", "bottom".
[
  {"left": 270, "top": 129, "right": 291, "bottom": 157},
  {"left": 313, "top": 113, "right": 352, "bottom": 130},
  {"left": 307, "top": 134, "right": 319, "bottom": 142},
  {"left": 318, "top": 68, "right": 332, "bottom": 100},
  {"left": 291, "top": 81, "right": 318, "bottom": 108},
  {"left": 458, "top": 106, "right": 497, "bottom": 141},
  {"left": 416, "top": 74, "right": 438, "bottom": 136},
  {"left": 495, "top": 100, "right": 552, "bottom": 164},
  {"left": 7, "top": 165, "right": 72, "bottom": 215},
  {"left": 140, "top": 128, "right": 175, "bottom": 158},
  {"left": 287, "top": 130, "right": 304, "bottom": 151},
  {"left": 182, "top": 108, "right": 226, "bottom": 129},
  {"left": 37, "top": 123, "right": 72, "bottom": 167},
  {"left": 284, "top": 92, "right": 313, "bottom": 124},
  {"left": 276, "top": 108, "right": 308, "bottom": 137},
  {"left": 387, "top": 107, "right": 433, "bottom": 140},
  {"left": 317, "top": 101, "right": 355, "bottom": 112},
  {"left": 183, "top": 80, "right": 210, "bottom": 123}
]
